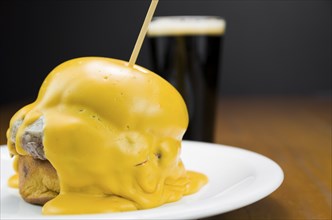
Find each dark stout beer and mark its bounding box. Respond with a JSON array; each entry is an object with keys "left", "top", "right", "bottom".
[{"left": 147, "top": 16, "right": 225, "bottom": 142}]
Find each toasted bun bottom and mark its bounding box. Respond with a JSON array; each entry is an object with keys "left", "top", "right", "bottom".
[{"left": 18, "top": 155, "right": 60, "bottom": 205}]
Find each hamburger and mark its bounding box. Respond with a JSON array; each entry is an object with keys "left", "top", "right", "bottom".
[{"left": 6, "top": 57, "right": 207, "bottom": 215}]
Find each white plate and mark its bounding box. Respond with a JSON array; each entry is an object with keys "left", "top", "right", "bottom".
[{"left": 1, "top": 141, "right": 283, "bottom": 220}]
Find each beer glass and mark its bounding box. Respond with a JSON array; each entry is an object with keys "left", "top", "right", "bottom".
[{"left": 147, "top": 16, "right": 226, "bottom": 142}]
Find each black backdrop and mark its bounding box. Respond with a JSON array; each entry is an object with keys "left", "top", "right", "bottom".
[{"left": 0, "top": 0, "right": 331, "bottom": 105}]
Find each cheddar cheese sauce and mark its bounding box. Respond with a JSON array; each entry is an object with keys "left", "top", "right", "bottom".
[
  {"left": 7, "top": 57, "right": 208, "bottom": 215},
  {"left": 7, "top": 156, "right": 19, "bottom": 188}
]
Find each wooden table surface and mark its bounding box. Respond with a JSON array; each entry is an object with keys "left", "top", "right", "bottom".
[{"left": 0, "top": 95, "right": 331, "bottom": 219}]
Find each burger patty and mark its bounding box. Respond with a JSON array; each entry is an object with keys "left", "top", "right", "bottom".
[{"left": 10, "top": 116, "right": 46, "bottom": 160}]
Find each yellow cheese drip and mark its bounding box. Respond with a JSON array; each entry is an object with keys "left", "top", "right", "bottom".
[
  {"left": 8, "top": 175, "right": 19, "bottom": 189},
  {"left": 7, "top": 57, "right": 208, "bottom": 215},
  {"left": 8, "top": 156, "right": 19, "bottom": 188}
]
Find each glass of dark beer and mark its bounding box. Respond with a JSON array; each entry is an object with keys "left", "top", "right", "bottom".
[{"left": 147, "top": 16, "right": 226, "bottom": 142}]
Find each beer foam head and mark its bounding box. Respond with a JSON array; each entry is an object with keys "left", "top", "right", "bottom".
[{"left": 147, "top": 16, "right": 226, "bottom": 36}]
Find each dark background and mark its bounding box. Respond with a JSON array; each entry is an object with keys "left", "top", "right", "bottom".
[{"left": 0, "top": 0, "right": 331, "bottom": 105}]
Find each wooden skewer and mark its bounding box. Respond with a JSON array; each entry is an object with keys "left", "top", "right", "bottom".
[{"left": 128, "top": 0, "right": 159, "bottom": 67}]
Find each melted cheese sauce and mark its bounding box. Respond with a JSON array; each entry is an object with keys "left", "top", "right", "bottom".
[
  {"left": 8, "top": 156, "right": 19, "bottom": 188},
  {"left": 8, "top": 174, "right": 19, "bottom": 188},
  {"left": 7, "top": 57, "right": 208, "bottom": 215}
]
